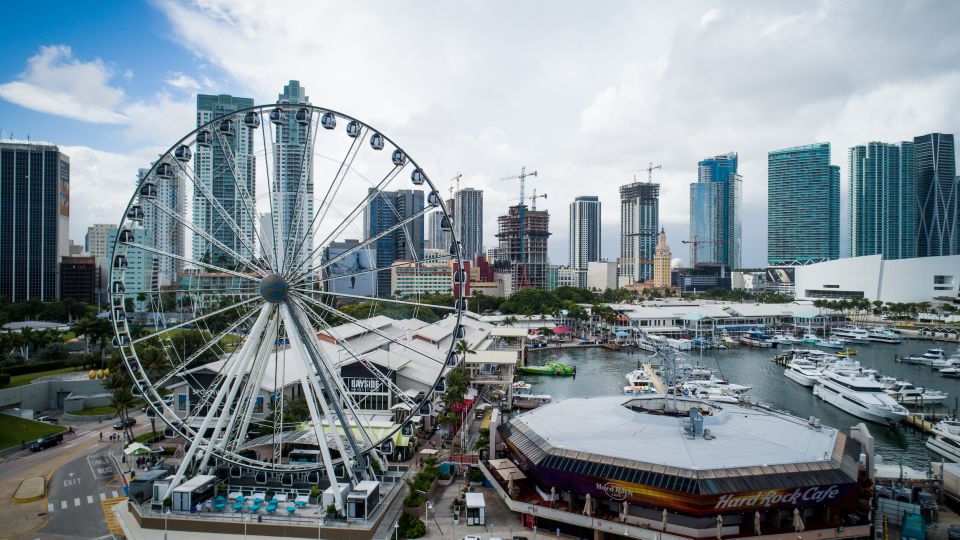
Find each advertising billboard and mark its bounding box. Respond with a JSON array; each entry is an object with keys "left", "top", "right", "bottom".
[
  {"left": 325, "top": 246, "right": 376, "bottom": 299},
  {"left": 765, "top": 266, "right": 795, "bottom": 287}
]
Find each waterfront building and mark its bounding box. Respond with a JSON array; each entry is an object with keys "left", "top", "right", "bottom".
[
  {"left": 652, "top": 227, "right": 672, "bottom": 289},
  {"left": 454, "top": 187, "right": 483, "bottom": 259},
  {"left": 193, "top": 93, "right": 256, "bottom": 268},
  {"left": 271, "top": 81, "right": 314, "bottom": 267},
  {"left": 672, "top": 263, "right": 731, "bottom": 294},
  {"left": 363, "top": 188, "right": 425, "bottom": 296},
  {"left": 0, "top": 140, "right": 70, "bottom": 302},
  {"left": 619, "top": 181, "right": 659, "bottom": 285},
  {"left": 496, "top": 205, "right": 550, "bottom": 290},
  {"left": 848, "top": 142, "right": 917, "bottom": 259},
  {"left": 767, "top": 143, "right": 840, "bottom": 265},
  {"left": 59, "top": 256, "right": 97, "bottom": 304},
  {"left": 390, "top": 259, "right": 452, "bottom": 297},
  {"left": 914, "top": 133, "right": 958, "bottom": 257},
  {"left": 795, "top": 253, "right": 960, "bottom": 303},
  {"left": 139, "top": 165, "right": 186, "bottom": 288},
  {"left": 569, "top": 195, "right": 601, "bottom": 288},
  {"left": 688, "top": 152, "right": 741, "bottom": 267},
  {"left": 586, "top": 260, "right": 618, "bottom": 292},
  {"left": 493, "top": 395, "right": 873, "bottom": 540}
]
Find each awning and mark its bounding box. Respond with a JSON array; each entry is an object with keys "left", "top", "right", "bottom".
[
  {"left": 552, "top": 326, "right": 573, "bottom": 334},
  {"left": 124, "top": 442, "right": 152, "bottom": 455},
  {"left": 420, "top": 448, "right": 439, "bottom": 455},
  {"left": 390, "top": 403, "right": 413, "bottom": 411}
]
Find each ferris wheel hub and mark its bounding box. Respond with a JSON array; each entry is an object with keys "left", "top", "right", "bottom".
[{"left": 259, "top": 273, "right": 289, "bottom": 303}]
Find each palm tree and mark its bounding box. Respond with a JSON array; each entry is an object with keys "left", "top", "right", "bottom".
[
  {"left": 111, "top": 385, "right": 135, "bottom": 444},
  {"left": 453, "top": 339, "right": 476, "bottom": 364}
]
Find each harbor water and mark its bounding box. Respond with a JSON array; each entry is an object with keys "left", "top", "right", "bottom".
[{"left": 523, "top": 340, "right": 960, "bottom": 469}]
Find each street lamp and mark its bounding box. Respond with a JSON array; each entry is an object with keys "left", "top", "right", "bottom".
[
  {"left": 163, "top": 508, "right": 169, "bottom": 540},
  {"left": 394, "top": 520, "right": 399, "bottom": 540}
]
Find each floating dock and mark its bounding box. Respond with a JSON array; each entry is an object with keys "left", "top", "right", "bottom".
[{"left": 903, "top": 412, "right": 947, "bottom": 434}]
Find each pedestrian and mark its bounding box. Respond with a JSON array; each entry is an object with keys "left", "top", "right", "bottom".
[{"left": 99, "top": 431, "right": 103, "bottom": 441}]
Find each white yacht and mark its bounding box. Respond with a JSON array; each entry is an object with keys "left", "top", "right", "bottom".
[
  {"left": 903, "top": 348, "right": 947, "bottom": 365},
  {"left": 831, "top": 326, "right": 871, "bottom": 344},
  {"left": 926, "top": 420, "right": 960, "bottom": 462},
  {"left": 771, "top": 333, "right": 803, "bottom": 346},
  {"left": 814, "top": 337, "right": 847, "bottom": 350},
  {"left": 784, "top": 358, "right": 823, "bottom": 387},
  {"left": 624, "top": 369, "right": 657, "bottom": 396},
  {"left": 812, "top": 364, "right": 909, "bottom": 424},
  {"left": 868, "top": 327, "right": 902, "bottom": 344},
  {"left": 679, "top": 384, "right": 740, "bottom": 403},
  {"left": 511, "top": 381, "right": 552, "bottom": 410},
  {"left": 931, "top": 355, "right": 960, "bottom": 370},
  {"left": 884, "top": 381, "right": 948, "bottom": 406}
]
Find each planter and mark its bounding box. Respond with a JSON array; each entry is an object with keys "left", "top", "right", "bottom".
[{"left": 437, "top": 476, "right": 454, "bottom": 486}]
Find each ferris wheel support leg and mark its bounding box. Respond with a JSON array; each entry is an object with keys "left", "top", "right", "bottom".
[
  {"left": 162, "top": 304, "right": 273, "bottom": 501},
  {"left": 227, "top": 315, "right": 279, "bottom": 453}
]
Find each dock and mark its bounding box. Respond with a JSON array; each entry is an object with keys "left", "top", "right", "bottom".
[
  {"left": 642, "top": 363, "right": 667, "bottom": 394},
  {"left": 903, "top": 412, "right": 948, "bottom": 434}
]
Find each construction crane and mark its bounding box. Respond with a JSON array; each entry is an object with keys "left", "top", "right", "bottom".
[
  {"left": 681, "top": 236, "right": 725, "bottom": 267},
  {"left": 448, "top": 172, "right": 462, "bottom": 201},
  {"left": 501, "top": 166, "right": 539, "bottom": 289},
  {"left": 527, "top": 188, "right": 548, "bottom": 210},
  {"left": 627, "top": 162, "right": 663, "bottom": 183}
]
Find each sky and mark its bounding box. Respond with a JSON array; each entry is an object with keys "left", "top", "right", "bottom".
[{"left": 1, "top": 0, "right": 958, "bottom": 268}]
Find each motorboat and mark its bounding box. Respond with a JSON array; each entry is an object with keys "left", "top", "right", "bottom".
[
  {"left": 941, "top": 367, "right": 960, "bottom": 378},
  {"left": 677, "top": 383, "right": 740, "bottom": 404},
  {"left": 802, "top": 333, "right": 820, "bottom": 344},
  {"left": 812, "top": 363, "right": 909, "bottom": 424},
  {"left": 902, "top": 348, "right": 947, "bottom": 365},
  {"left": 831, "top": 326, "right": 871, "bottom": 344},
  {"left": 513, "top": 393, "right": 552, "bottom": 410},
  {"left": 814, "top": 337, "right": 847, "bottom": 350},
  {"left": 885, "top": 381, "right": 948, "bottom": 406},
  {"left": 771, "top": 333, "right": 803, "bottom": 346},
  {"left": 784, "top": 358, "right": 822, "bottom": 387},
  {"left": 926, "top": 420, "right": 960, "bottom": 462},
  {"left": 868, "top": 327, "right": 902, "bottom": 344},
  {"left": 739, "top": 331, "right": 773, "bottom": 348},
  {"left": 516, "top": 362, "right": 576, "bottom": 376},
  {"left": 931, "top": 357, "right": 960, "bottom": 370},
  {"left": 624, "top": 369, "right": 657, "bottom": 395}
]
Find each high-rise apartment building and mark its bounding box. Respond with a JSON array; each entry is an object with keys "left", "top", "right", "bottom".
[
  {"left": 86, "top": 223, "right": 113, "bottom": 303},
  {"left": 0, "top": 141, "right": 70, "bottom": 302},
  {"left": 767, "top": 143, "right": 839, "bottom": 265},
  {"left": 272, "top": 81, "right": 313, "bottom": 268},
  {"left": 454, "top": 187, "right": 483, "bottom": 259},
  {"left": 496, "top": 205, "right": 550, "bottom": 290},
  {"left": 426, "top": 210, "right": 447, "bottom": 250},
  {"left": 364, "top": 188, "right": 425, "bottom": 296},
  {"left": 848, "top": 142, "right": 917, "bottom": 260},
  {"left": 139, "top": 165, "right": 185, "bottom": 288},
  {"left": 914, "top": 133, "right": 958, "bottom": 257},
  {"left": 689, "top": 152, "right": 741, "bottom": 268},
  {"left": 193, "top": 93, "right": 256, "bottom": 268},
  {"left": 569, "top": 196, "right": 601, "bottom": 288},
  {"left": 619, "top": 181, "right": 659, "bottom": 285}
]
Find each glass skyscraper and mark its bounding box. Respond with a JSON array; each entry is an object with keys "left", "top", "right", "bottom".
[
  {"left": 454, "top": 187, "right": 483, "bottom": 259},
  {"left": 619, "top": 182, "right": 659, "bottom": 284},
  {"left": 914, "top": 133, "right": 958, "bottom": 257},
  {"left": 363, "top": 188, "right": 424, "bottom": 296},
  {"left": 0, "top": 141, "right": 70, "bottom": 301},
  {"left": 193, "top": 93, "right": 256, "bottom": 269},
  {"left": 767, "top": 143, "right": 839, "bottom": 265},
  {"left": 272, "top": 81, "right": 313, "bottom": 268},
  {"left": 569, "top": 195, "right": 601, "bottom": 288},
  {"left": 688, "top": 152, "right": 741, "bottom": 268},
  {"left": 848, "top": 142, "right": 916, "bottom": 260}
]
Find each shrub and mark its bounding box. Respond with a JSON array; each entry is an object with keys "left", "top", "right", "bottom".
[
  {"left": 0, "top": 373, "right": 10, "bottom": 387},
  {"left": 326, "top": 504, "right": 336, "bottom": 514},
  {"left": 310, "top": 485, "right": 320, "bottom": 499},
  {"left": 403, "top": 493, "right": 425, "bottom": 508},
  {"left": 398, "top": 513, "right": 426, "bottom": 539},
  {"left": 467, "top": 468, "right": 483, "bottom": 482}
]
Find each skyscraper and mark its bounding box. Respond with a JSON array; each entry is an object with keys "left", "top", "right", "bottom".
[
  {"left": 848, "top": 141, "right": 916, "bottom": 260},
  {"left": 363, "top": 188, "right": 425, "bottom": 296},
  {"left": 193, "top": 93, "right": 256, "bottom": 268},
  {"left": 426, "top": 210, "right": 446, "bottom": 250},
  {"left": 496, "top": 205, "right": 550, "bottom": 290},
  {"left": 688, "top": 152, "right": 741, "bottom": 267},
  {"left": 454, "top": 187, "right": 483, "bottom": 259},
  {"left": 619, "top": 181, "right": 659, "bottom": 285},
  {"left": 272, "top": 81, "right": 313, "bottom": 268},
  {"left": 0, "top": 141, "right": 70, "bottom": 302},
  {"left": 569, "top": 195, "right": 601, "bottom": 288},
  {"left": 139, "top": 164, "right": 185, "bottom": 288},
  {"left": 767, "top": 143, "right": 839, "bottom": 265},
  {"left": 652, "top": 228, "right": 672, "bottom": 289},
  {"left": 914, "top": 133, "right": 958, "bottom": 257},
  {"left": 86, "top": 223, "right": 113, "bottom": 303}
]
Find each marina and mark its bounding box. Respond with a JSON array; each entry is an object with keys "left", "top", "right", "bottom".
[{"left": 524, "top": 339, "right": 960, "bottom": 468}]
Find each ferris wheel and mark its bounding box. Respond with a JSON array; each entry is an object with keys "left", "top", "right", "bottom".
[{"left": 109, "top": 103, "right": 464, "bottom": 505}]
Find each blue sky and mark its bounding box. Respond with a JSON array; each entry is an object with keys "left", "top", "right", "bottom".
[{"left": 1, "top": 1, "right": 958, "bottom": 267}]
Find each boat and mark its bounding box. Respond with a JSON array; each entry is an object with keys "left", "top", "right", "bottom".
[
  {"left": 624, "top": 369, "right": 658, "bottom": 395},
  {"left": 623, "top": 385, "right": 657, "bottom": 396},
  {"left": 739, "top": 331, "right": 773, "bottom": 348},
  {"left": 834, "top": 348, "right": 858, "bottom": 357},
  {"left": 941, "top": 367, "right": 960, "bottom": 378},
  {"left": 679, "top": 384, "right": 740, "bottom": 403},
  {"left": 771, "top": 333, "right": 803, "bottom": 346},
  {"left": 719, "top": 335, "right": 739, "bottom": 347},
  {"left": 516, "top": 362, "right": 576, "bottom": 376},
  {"left": 802, "top": 333, "right": 820, "bottom": 344},
  {"left": 932, "top": 350, "right": 960, "bottom": 369},
  {"left": 784, "top": 358, "right": 823, "bottom": 387},
  {"left": 513, "top": 394, "right": 553, "bottom": 409},
  {"left": 812, "top": 363, "right": 909, "bottom": 424},
  {"left": 868, "top": 327, "right": 902, "bottom": 344},
  {"left": 831, "top": 326, "right": 871, "bottom": 344},
  {"left": 926, "top": 420, "right": 960, "bottom": 462},
  {"left": 885, "top": 381, "right": 948, "bottom": 406},
  {"left": 689, "top": 337, "right": 713, "bottom": 350},
  {"left": 902, "top": 348, "right": 947, "bottom": 365},
  {"left": 814, "top": 337, "right": 847, "bottom": 350}
]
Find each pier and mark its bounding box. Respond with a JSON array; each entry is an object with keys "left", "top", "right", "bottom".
[
  {"left": 903, "top": 412, "right": 948, "bottom": 434},
  {"left": 642, "top": 363, "right": 667, "bottom": 394}
]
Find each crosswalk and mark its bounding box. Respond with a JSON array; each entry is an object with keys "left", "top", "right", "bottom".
[{"left": 48, "top": 490, "right": 121, "bottom": 513}]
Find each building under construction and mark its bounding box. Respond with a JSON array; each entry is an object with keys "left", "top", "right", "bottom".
[
  {"left": 619, "top": 181, "right": 660, "bottom": 285},
  {"left": 496, "top": 205, "right": 550, "bottom": 290}
]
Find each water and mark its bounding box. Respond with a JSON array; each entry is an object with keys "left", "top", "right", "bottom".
[{"left": 523, "top": 340, "right": 960, "bottom": 469}]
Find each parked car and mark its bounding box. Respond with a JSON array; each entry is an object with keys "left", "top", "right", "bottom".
[
  {"left": 114, "top": 417, "right": 136, "bottom": 430},
  {"left": 36, "top": 416, "right": 58, "bottom": 424},
  {"left": 29, "top": 432, "right": 64, "bottom": 451},
  {"left": 947, "top": 524, "right": 960, "bottom": 540}
]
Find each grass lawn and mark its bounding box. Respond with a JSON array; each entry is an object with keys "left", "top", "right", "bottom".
[
  {"left": 134, "top": 431, "right": 164, "bottom": 444},
  {"left": 72, "top": 405, "right": 118, "bottom": 416},
  {"left": 0, "top": 414, "right": 67, "bottom": 450},
  {"left": 4, "top": 367, "right": 84, "bottom": 388}
]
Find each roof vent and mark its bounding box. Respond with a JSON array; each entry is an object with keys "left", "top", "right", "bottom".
[{"left": 689, "top": 408, "right": 704, "bottom": 438}]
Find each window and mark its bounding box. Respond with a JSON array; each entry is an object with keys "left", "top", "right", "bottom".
[
  {"left": 934, "top": 275, "right": 954, "bottom": 285},
  {"left": 178, "top": 394, "right": 187, "bottom": 411},
  {"left": 254, "top": 396, "right": 263, "bottom": 413}
]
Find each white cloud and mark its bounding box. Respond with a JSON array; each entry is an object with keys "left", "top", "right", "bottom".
[
  {"left": 0, "top": 45, "right": 128, "bottom": 124},
  {"left": 165, "top": 72, "right": 200, "bottom": 90}
]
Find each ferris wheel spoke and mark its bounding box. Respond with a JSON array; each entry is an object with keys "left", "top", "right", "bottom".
[
  {"left": 119, "top": 240, "right": 260, "bottom": 283},
  {"left": 221, "top": 311, "right": 280, "bottom": 454},
  {"left": 280, "top": 111, "right": 320, "bottom": 274},
  {"left": 212, "top": 128, "right": 272, "bottom": 267},
  {"left": 296, "top": 253, "right": 455, "bottom": 288},
  {"left": 293, "top": 292, "right": 446, "bottom": 373},
  {"left": 130, "top": 296, "right": 261, "bottom": 345},
  {"left": 259, "top": 110, "right": 281, "bottom": 270},
  {"left": 285, "top": 124, "right": 366, "bottom": 274},
  {"left": 141, "top": 193, "right": 271, "bottom": 277},
  {"left": 285, "top": 161, "right": 404, "bottom": 282},
  {"left": 168, "top": 154, "right": 261, "bottom": 262},
  {"left": 153, "top": 304, "right": 263, "bottom": 389}
]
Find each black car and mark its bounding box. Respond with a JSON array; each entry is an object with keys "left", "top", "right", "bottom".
[
  {"left": 29, "top": 432, "right": 64, "bottom": 451},
  {"left": 114, "top": 417, "right": 136, "bottom": 430}
]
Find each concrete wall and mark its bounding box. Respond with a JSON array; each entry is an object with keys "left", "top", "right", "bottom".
[
  {"left": 0, "top": 379, "right": 105, "bottom": 412},
  {"left": 795, "top": 254, "right": 960, "bottom": 303},
  {"left": 64, "top": 392, "right": 112, "bottom": 413}
]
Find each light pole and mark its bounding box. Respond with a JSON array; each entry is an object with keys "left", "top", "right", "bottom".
[
  {"left": 394, "top": 520, "right": 399, "bottom": 540},
  {"left": 163, "top": 509, "right": 169, "bottom": 540}
]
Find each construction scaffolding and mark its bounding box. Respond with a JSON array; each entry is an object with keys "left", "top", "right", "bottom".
[{"left": 496, "top": 205, "right": 550, "bottom": 290}]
